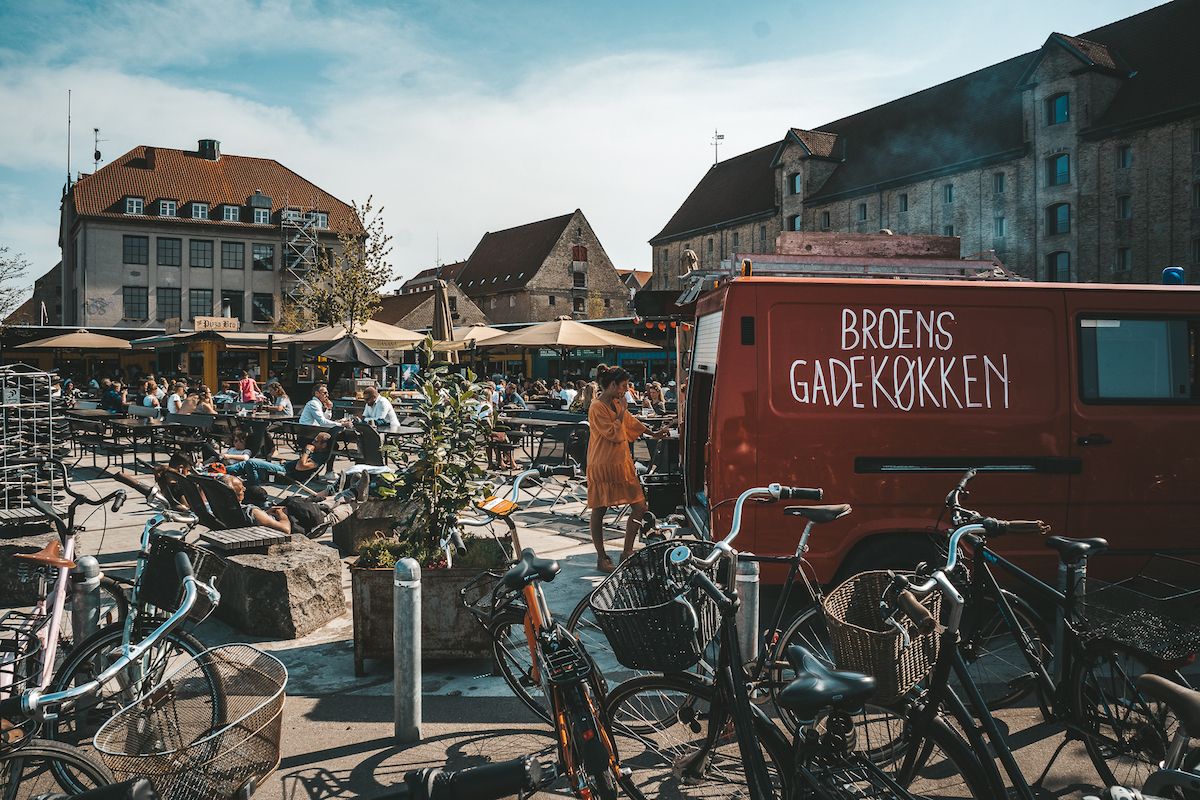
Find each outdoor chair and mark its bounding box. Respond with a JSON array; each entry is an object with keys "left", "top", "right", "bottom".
[
  {"left": 190, "top": 474, "right": 255, "bottom": 529},
  {"left": 162, "top": 413, "right": 216, "bottom": 462},
  {"left": 74, "top": 400, "right": 99, "bottom": 410},
  {"left": 350, "top": 423, "right": 385, "bottom": 467},
  {"left": 173, "top": 475, "right": 231, "bottom": 532},
  {"left": 528, "top": 424, "right": 586, "bottom": 513},
  {"left": 127, "top": 406, "right": 160, "bottom": 419},
  {"left": 68, "top": 418, "right": 130, "bottom": 470},
  {"left": 153, "top": 468, "right": 190, "bottom": 512}
]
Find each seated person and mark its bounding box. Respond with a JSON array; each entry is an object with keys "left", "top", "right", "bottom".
[
  {"left": 100, "top": 380, "right": 127, "bottom": 413},
  {"left": 267, "top": 383, "right": 293, "bottom": 416},
  {"left": 361, "top": 385, "right": 398, "bottom": 428},
  {"left": 219, "top": 473, "right": 363, "bottom": 538},
  {"left": 225, "top": 432, "right": 332, "bottom": 486},
  {"left": 202, "top": 428, "right": 252, "bottom": 464}
]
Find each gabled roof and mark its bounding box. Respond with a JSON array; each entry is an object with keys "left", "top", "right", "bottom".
[
  {"left": 68, "top": 144, "right": 359, "bottom": 231},
  {"left": 400, "top": 260, "right": 467, "bottom": 290},
  {"left": 772, "top": 129, "right": 840, "bottom": 165},
  {"left": 1056, "top": 34, "right": 1121, "bottom": 71},
  {"left": 375, "top": 292, "right": 433, "bottom": 323},
  {"left": 3, "top": 297, "right": 36, "bottom": 326},
  {"left": 616, "top": 269, "right": 652, "bottom": 288},
  {"left": 457, "top": 211, "right": 576, "bottom": 296},
  {"left": 651, "top": 141, "right": 780, "bottom": 243}
]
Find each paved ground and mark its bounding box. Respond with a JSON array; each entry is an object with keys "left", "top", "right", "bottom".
[{"left": 6, "top": 452, "right": 1150, "bottom": 799}]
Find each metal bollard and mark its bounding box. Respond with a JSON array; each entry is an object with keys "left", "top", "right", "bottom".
[
  {"left": 70, "top": 556, "right": 102, "bottom": 645},
  {"left": 736, "top": 556, "right": 760, "bottom": 663},
  {"left": 394, "top": 557, "right": 421, "bottom": 743}
]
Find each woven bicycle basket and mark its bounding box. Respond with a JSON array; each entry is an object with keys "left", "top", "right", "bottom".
[
  {"left": 589, "top": 539, "right": 721, "bottom": 672},
  {"left": 95, "top": 644, "right": 286, "bottom": 800},
  {"left": 139, "top": 532, "right": 226, "bottom": 620},
  {"left": 823, "top": 571, "right": 942, "bottom": 705}
]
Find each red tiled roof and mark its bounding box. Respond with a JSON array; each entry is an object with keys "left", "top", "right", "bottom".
[
  {"left": 1055, "top": 34, "right": 1120, "bottom": 70},
  {"left": 69, "top": 144, "right": 359, "bottom": 232},
  {"left": 401, "top": 260, "right": 467, "bottom": 289},
  {"left": 457, "top": 212, "right": 575, "bottom": 296},
  {"left": 788, "top": 129, "right": 840, "bottom": 158},
  {"left": 3, "top": 297, "right": 36, "bottom": 326},
  {"left": 617, "top": 269, "right": 652, "bottom": 288}
]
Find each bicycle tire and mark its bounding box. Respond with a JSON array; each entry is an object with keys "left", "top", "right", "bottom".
[
  {"left": 957, "top": 588, "right": 1050, "bottom": 711},
  {"left": 0, "top": 738, "right": 114, "bottom": 799},
  {"left": 1071, "top": 638, "right": 1187, "bottom": 790},
  {"left": 560, "top": 683, "right": 621, "bottom": 800},
  {"left": 44, "top": 618, "right": 223, "bottom": 778},
  {"left": 605, "top": 672, "right": 791, "bottom": 799},
  {"left": 489, "top": 614, "right": 552, "bottom": 725}
]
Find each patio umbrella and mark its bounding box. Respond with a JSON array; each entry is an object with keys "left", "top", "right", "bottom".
[
  {"left": 309, "top": 335, "right": 390, "bottom": 367},
  {"left": 16, "top": 329, "right": 132, "bottom": 350},
  {"left": 452, "top": 324, "right": 508, "bottom": 344},
  {"left": 281, "top": 319, "right": 424, "bottom": 350},
  {"left": 482, "top": 318, "right": 659, "bottom": 350},
  {"left": 431, "top": 280, "right": 457, "bottom": 364}
]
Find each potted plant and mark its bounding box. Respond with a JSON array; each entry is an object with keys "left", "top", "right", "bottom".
[{"left": 350, "top": 337, "right": 508, "bottom": 674}]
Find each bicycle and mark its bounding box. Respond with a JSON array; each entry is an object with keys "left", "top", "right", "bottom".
[{"left": 0, "top": 550, "right": 219, "bottom": 800}]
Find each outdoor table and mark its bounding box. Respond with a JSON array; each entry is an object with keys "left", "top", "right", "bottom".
[
  {"left": 67, "top": 408, "right": 120, "bottom": 420},
  {"left": 374, "top": 424, "right": 421, "bottom": 438},
  {"left": 497, "top": 416, "right": 575, "bottom": 459},
  {"left": 110, "top": 416, "right": 165, "bottom": 465}
]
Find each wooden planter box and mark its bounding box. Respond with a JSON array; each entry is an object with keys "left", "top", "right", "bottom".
[
  {"left": 334, "top": 498, "right": 402, "bottom": 558},
  {"left": 351, "top": 563, "right": 495, "bottom": 676}
]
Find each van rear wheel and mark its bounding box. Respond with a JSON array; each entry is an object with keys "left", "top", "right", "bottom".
[{"left": 834, "top": 534, "right": 940, "bottom": 584}]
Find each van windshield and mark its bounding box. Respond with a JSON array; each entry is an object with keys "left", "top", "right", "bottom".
[{"left": 683, "top": 311, "right": 722, "bottom": 528}]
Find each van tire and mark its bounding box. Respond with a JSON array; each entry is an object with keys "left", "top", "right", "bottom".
[{"left": 834, "top": 533, "right": 940, "bottom": 584}]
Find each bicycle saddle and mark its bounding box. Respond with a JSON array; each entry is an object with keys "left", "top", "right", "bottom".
[
  {"left": 503, "top": 548, "right": 561, "bottom": 589},
  {"left": 784, "top": 504, "right": 852, "bottom": 524},
  {"left": 1137, "top": 674, "right": 1200, "bottom": 737},
  {"left": 777, "top": 645, "right": 876, "bottom": 720},
  {"left": 13, "top": 539, "right": 75, "bottom": 569},
  {"left": 1045, "top": 535, "right": 1108, "bottom": 565}
]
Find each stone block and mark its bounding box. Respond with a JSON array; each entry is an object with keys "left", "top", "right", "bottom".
[
  {"left": 0, "top": 531, "right": 57, "bottom": 608},
  {"left": 333, "top": 498, "right": 401, "bottom": 558},
  {"left": 215, "top": 537, "right": 346, "bottom": 639}
]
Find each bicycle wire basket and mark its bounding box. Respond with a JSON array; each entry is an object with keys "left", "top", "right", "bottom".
[
  {"left": 796, "top": 751, "right": 910, "bottom": 800},
  {"left": 94, "top": 643, "right": 287, "bottom": 800},
  {"left": 1079, "top": 555, "right": 1200, "bottom": 662},
  {"left": 459, "top": 569, "right": 525, "bottom": 628},
  {"left": 589, "top": 539, "right": 721, "bottom": 672},
  {"left": 0, "top": 617, "right": 42, "bottom": 750},
  {"left": 138, "top": 532, "right": 226, "bottom": 620},
  {"left": 823, "top": 571, "right": 942, "bottom": 705}
]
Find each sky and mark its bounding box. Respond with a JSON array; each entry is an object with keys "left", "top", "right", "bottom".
[{"left": 0, "top": 0, "right": 1165, "bottom": 293}]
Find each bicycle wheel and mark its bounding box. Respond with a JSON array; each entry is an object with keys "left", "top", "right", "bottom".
[
  {"left": 45, "top": 618, "right": 222, "bottom": 768},
  {"left": 0, "top": 739, "right": 113, "bottom": 800},
  {"left": 605, "top": 673, "right": 791, "bottom": 799},
  {"left": 560, "top": 683, "right": 621, "bottom": 800},
  {"left": 1071, "top": 639, "right": 1186, "bottom": 789},
  {"left": 956, "top": 588, "right": 1050, "bottom": 710},
  {"left": 490, "top": 614, "right": 552, "bottom": 724}
]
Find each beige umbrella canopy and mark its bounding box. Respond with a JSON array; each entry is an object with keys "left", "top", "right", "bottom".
[
  {"left": 16, "top": 329, "right": 132, "bottom": 350},
  {"left": 452, "top": 324, "right": 508, "bottom": 344},
  {"left": 483, "top": 318, "right": 659, "bottom": 350},
  {"left": 281, "top": 319, "right": 424, "bottom": 350}
]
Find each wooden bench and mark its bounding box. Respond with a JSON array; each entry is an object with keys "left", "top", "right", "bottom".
[{"left": 199, "top": 526, "right": 293, "bottom": 554}]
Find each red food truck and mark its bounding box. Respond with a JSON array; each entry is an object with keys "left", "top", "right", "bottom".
[{"left": 675, "top": 235, "right": 1200, "bottom": 582}]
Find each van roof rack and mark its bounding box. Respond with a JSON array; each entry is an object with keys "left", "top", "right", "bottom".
[{"left": 676, "top": 232, "right": 1022, "bottom": 304}]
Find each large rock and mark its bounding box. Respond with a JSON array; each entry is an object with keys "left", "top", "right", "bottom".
[
  {"left": 216, "top": 537, "right": 346, "bottom": 639},
  {"left": 0, "top": 531, "right": 58, "bottom": 608}
]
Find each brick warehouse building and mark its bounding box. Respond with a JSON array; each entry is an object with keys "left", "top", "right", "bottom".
[
  {"left": 59, "top": 138, "right": 356, "bottom": 329},
  {"left": 651, "top": 1, "right": 1200, "bottom": 288}
]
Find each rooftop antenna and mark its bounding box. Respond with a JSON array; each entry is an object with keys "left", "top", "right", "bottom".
[
  {"left": 712, "top": 128, "right": 724, "bottom": 165},
  {"left": 92, "top": 127, "right": 107, "bottom": 172},
  {"left": 66, "top": 90, "right": 72, "bottom": 188}
]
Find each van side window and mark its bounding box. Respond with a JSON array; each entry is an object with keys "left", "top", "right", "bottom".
[
  {"left": 692, "top": 311, "right": 723, "bottom": 374},
  {"left": 1079, "top": 317, "right": 1198, "bottom": 402}
]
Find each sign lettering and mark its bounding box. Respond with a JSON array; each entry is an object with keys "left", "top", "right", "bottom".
[{"left": 194, "top": 316, "right": 240, "bottom": 332}]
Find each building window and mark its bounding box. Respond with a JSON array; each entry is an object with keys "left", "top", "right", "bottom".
[
  {"left": 155, "top": 287, "right": 181, "bottom": 321},
  {"left": 1193, "top": 127, "right": 1200, "bottom": 153},
  {"left": 898, "top": 193, "right": 909, "bottom": 212},
  {"left": 1116, "top": 195, "right": 1132, "bottom": 219},
  {"left": 661, "top": 249, "right": 669, "bottom": 266},
  {"left": 221, "top": 241, "right": 245, "bottom": 269},
  {"left": 1193, "top": 182, "right": 1200, "bottom": 208},
  {"left": 190, "top": 239, "right": 213, "bottom": 268},
  {"left": 943, "top": 225, "right": 955, "bottom": 237},
  {"left": 789, "top": 214, "right": 803, "bottom": 231},
  {"left": 571, "top": 270, "right": 587, "bottom": 289},
  {"left": 220, "top": 291, "right": 244, "bottom": 321},
  {"left": 222, "top": 205, "right": 240, "bottom": 222},
  {"left": 1115, "top": 247, "right": 1132, "bottom": 272},
  {"left": 252, "top": 243, "right": 275, "bottom": 271},
  {"left": 508, "top": 295, "right": 516, "bottom": 308},
  {"left": 943, "top": 184, "right": 954, "bottom": 204},
  {"left": 993, "top": 173, "right": 1005, "bottom": 194},
  {"left": 122, "top": 235, "right": 148, "bottom": 265},
  {"left": 1117, "top": 145, "right": 1133, "bottom": 168},
  {"left": 1046, "top": 251, "right": 1071, "bottom": 281},
  {"left": 489, "top": 297, "right": 496, "bottom": 310},
  {"left": 707, "top": 238, "right": 714, "bottom": 253},
  {"left": 1046, "top": 153, "right": 1070, "bottom": 186},
  {"left": 1192, "top": 237, "right": 1200, "bottom": 264},
  {"left": 1046, "top": 203, "right": 1071, "bottom": 235},
  {"left": 573, "top": 297, "right": 585, "bottom": 313},
  {"left": 856, "top": 203, "right": 867, "bottom": 222},
  {"left": 994, "top": 217, "right": 1006, "bottom": 237},
  {"left": 252, "top": 293, "right": 275, "bottom": 323},
  {"left": 253, "top": 208, "right": 270, "bottom": 225},
  {"left": 789, "top": 172, "right": 802, "bottom": 195},
  {"left": 1046, "top": 93, "right": 1069, "bottom": 125},
  {"left": 759, "top": 225, "right": 767, "bottom": 250},
  {"left": 548, "top": 295, "right": 556, "bottom": 306},
  {"left": 821, "top": 211, "right": 831, "bottom": 230},
  {"left": 192, "top": 202, "right": 209, "bottom": 220},
  {"left": 159, "top": 199, "right": 177, "bottom": 217},
  {"left": 157, "top": 237, "right": 181, "bottom": 267},
  {"left": 125, "top": 197, "right": 144, "bottom": 215},
  {"left": 732, "top": 231, "right": 739, "bottom": 251},
  {"left": 309, "top": 212, "right": 328, "bottom": 228},
  {"left": 189, "top": 289, "right": 213, "bottom": 320},
  {"left": 449, "top": 296, "right": 457, "bottom": 312},
  {"left": 121, "top": 286, "right": 148, "bottom": 320},
  {"left": 605, "top": 298, "right": 611, "bottom": 309}
]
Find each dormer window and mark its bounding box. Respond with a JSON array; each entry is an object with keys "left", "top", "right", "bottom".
[
  {"left": 125, "top": 197, "right": 144, "bottom": 215},
  {"left": 159, "top": 200, "right": 176, "bottom": 217},
  {"left": 281, "top": 209, "right": 302, "bottom": 224},
  {"left": 192, "top": 202, "right": 209, "bottom": 220},
  {"left": 223, "top": 205, "right": 240, "bottom": 222},
  {"left": 789, "top": 173, "right": 802, "bottom": 195},
  {"left": 1046, "top": 93, "right": 1069, "bottom": 126},
  {"left": 309, "top": 212, "right": 328, "bottom": 228},
  {"left": 253, "top": 208, "right": 270, "bottom": 225}
]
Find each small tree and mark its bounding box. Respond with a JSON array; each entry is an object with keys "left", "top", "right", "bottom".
[
  {"left": 0, "top": 247, "right": 30, "bottom": 324},
  {"left": 292, "top": 196, "right": 393, "bottom": 331}
]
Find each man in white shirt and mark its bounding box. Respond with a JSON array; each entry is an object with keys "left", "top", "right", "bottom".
[
  {"left": 560, "top": 384, "right": 579, "bottom": 406},
  {"left": 299, "top": 384, "right": 352, "bottom": 429},
  {"left": 361, "top": 386, "right": 399, "bottom": 428}
]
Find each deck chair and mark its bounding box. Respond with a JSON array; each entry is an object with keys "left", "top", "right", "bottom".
[
  {"left": 174, "top": 475, "right": 233, "bottom": 531},
  {"left": 190, "top": 474, "right": 254, "bottom": 530},
  {"left": 528, "top": 425, "right": 586, "bottom": 513},
  {"left": 350, "top": 423, "right": 385, "bottom": 467},
  {"left": 277, "top": 433, "right": 342, "bottom": 497}
]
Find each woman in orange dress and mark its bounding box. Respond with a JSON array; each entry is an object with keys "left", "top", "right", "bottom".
[{"left": 587, "top": 367, "right": 669, "bottom": 572}]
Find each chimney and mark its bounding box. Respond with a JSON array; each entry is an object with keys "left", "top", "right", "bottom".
[
  {"left": 145, "top": 146, "right": 156, "bottom": 169},
  {"left": 198, "top": 139, "right": 221, "bottom": 161}
]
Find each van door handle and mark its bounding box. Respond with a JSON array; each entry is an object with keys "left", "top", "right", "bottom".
[{"left": 1077, "top": 433, "right": 1112, "bottom": 446}]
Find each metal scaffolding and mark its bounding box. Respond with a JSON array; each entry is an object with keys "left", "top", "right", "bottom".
[{"left": 280, "top": 195, "right": 324, "bottom": 306}]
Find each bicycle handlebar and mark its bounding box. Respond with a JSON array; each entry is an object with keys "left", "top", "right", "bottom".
[
  {"left": 695, "top": 483, "right": 822, "bottom": 565},
  {"left": 897, "top": 590, "right": 936, "bottom": 635},
  {"left": 21, "top": 457, "right": 126, "bottom": 536}
]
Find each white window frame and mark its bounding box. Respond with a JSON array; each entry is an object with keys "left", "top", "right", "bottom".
[
  {"left": 223, "top": 205, "right": 240, "bottom": 222},
  {"left": 159, "top": 200, "right": 176, "bottom": 217},
  {"left": 692, "top": 310, "right": 723, "bottom": 374},
  {"left": 125, "top": 197, "right": 144, "bottom": 215},
  {"left": 193, "top": 202, "right": 209, "bottom": 220},
  {"left": 310, "top": 212, "right": 328, "bottom": 228},
  {"left": 253, "top": 208, "right": 270, "bottom": 225}
]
